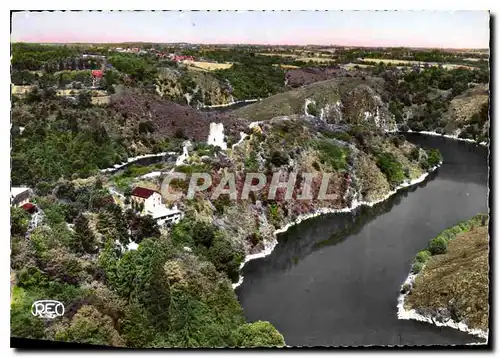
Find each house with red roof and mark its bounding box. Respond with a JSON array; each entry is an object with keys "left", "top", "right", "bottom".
[
  {"left": 131, "top": 187, "right": 162, "bottom": 213},
  {"left": 130, "top": 186, "right": 183, "bottom": 227}
]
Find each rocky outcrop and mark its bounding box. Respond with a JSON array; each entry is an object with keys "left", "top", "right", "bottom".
[{"left": 234, "top": 77, "right": 396, "bottom": 132}]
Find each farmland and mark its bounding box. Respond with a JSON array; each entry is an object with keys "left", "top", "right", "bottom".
[
  {"left": 359, "top": 58, "right": 477, "bottom": 70},
  {"left": 187, "top": 61, "right": 233, "bottom": 71}
]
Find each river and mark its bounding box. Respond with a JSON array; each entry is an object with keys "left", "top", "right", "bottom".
[{"left": 236, "top": 134, "right": 489, "bottom": 346}]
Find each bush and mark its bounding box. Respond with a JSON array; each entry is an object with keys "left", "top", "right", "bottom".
[
  {"left": 411, "top": 261, "right": 424, "bottom": 274},
  {"left": 307, "top": 102, "right": 319, "bottom": 117},
  {"left": 425, "top": 149, "right": 443, "bottom": 168},
  {"left": 428, "top": 236, "right": 448, "bottom": 255},
  {"left": 415, "top": 250, "right": 431, "bottom": 263}
]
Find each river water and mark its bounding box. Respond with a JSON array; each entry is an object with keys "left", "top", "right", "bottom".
[{"left": 236, "top": 134, "right": 489, "bottom": 346}]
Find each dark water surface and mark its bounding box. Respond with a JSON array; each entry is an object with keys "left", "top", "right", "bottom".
[{"left": 236, "top": 135, "right": 489, "bottom": 347}]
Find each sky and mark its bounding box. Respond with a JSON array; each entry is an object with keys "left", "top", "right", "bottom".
[{"left": 11, "top": 10, "right": 490, "bottom": 49}]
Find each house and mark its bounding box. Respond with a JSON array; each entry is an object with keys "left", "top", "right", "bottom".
[
  {"left": 11, "top": 187, "right": 32, "bottom": 207},
  {"left": 131, "top": 187, "right": 163, "bottom": 213},
  {"left": 130, "top": 186, "right": 183, "bottom": 227},
  {"left": 151, "top": 205, "right": 183, "bottom": 227}
]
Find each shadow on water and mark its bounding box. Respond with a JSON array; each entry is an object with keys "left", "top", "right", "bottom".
[{"left": 237, "top": 135, "right": 489, "bottom": 347}]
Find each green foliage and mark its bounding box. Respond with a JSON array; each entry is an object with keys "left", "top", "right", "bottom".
[
  {"left": 72, "top": 214, "right": 98, "bottom": 254},
  {"left": 11, "top": 105, "right": 128, "bottom": 186},
  {"left": 170, "top": 218, "right": 244, "bottom": 283},
  {"left": 11, "top": 43, "right": 79, "bottom": 71},
  {"left": 108, "top": 54, "right": 157, "bottom": 82},
  {"left": 411, "top": 261, "right": 424, "bottom": 274},
  {"left": 415, "top": 250, "right": 431, "bottom": 263},
  {"left": 208, "top": 232, "right": 245, "bottom": 283},
  {"left": 235, "top": 321, "right": 286, "bottom": 347},
  {"left": 422, "top": 149, "right": 443, "bottom": 170},
  {"left": 307, "top": 102, "right": 319, "bottom": 117},
  {"left": 428, "top": 236, "right": 448, "bottom": 255},
  {"left": 10, "top": 206, "right": 30, "bottom": 237},
  {"left": 313, "top": 139, "right": 349, "bottom": 171},
  {"left": 214, "top": 59, "right": 285, "bottom": 99},
  {"left": 244, "top": 150, "right": 260, "bottom": 172},
  {"left": 54, "top": 305, "right": 125, "bottom": 347},
  {"left": 376, "top": 152, "right": 405, "bottom": 187},
  {"left": 408, "top": 147, "right": 420, "bottom": 162}
]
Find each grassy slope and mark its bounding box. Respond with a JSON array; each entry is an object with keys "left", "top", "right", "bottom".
[{"left": 406, "top": 223, "right": 489, "bottom": 331}]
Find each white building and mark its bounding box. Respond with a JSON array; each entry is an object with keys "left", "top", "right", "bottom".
[
  {"left": 131, "top": 187, "right": 183, "bottom": 227},
  {"left": 151, "top": 205, "right": 184, "bottom": 227}
]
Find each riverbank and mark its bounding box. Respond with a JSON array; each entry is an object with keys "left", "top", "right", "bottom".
[
  {"left": 405, "top": 129, "right": 488, "bottom": 147},
  {"left": 397, "top": 214, "right": 489, "bottom": 342},
  {"left": 233, "top": 162, "right": 442, "bottom": 289}
]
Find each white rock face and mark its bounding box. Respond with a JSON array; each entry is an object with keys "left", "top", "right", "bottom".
[
  {"left": 207, "top": 122, "right": 228, "bottom": 150},
  {"left": 232, "top": 132, "right": 249, "bottom": 149},
  {"left": 176, "top": 141, "right": 191, "bottom": 166}
]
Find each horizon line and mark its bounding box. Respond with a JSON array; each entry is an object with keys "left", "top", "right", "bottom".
[{"left": 10, "top": 40, "right": 489, "bottom": 50}]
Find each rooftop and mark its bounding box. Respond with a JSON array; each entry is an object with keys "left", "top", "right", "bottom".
[{"left": 131, "top": 186, "right": 158, "bottom": 199}]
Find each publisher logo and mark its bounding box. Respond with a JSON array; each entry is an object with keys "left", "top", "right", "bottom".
[{"left": 31, "top": 300, "right": 64, "bottom": 319}]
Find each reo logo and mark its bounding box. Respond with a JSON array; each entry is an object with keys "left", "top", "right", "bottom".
[{"left": 31, "top": 300, "right": 65, "bottom": 319}]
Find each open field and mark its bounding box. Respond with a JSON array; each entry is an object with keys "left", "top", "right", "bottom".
[
  {"left": 91, "top": 95, "right": 111, "bottom": 105},
  {"left": 259, "top": 52, "right": 335, "bottom": 64},
  {"left": 273, "top": 64, "right": 300, "bottom": 69},
  {"left": 187, "top": 61, "right": 233, "bottom": 71},
  {"left": 359, "top": 58, "right": 477, "bottom": 70},
  {"left": 56, "top": 89, "right": 108, "bottom": 97},
  {"left": 11, "top": 85, "right": 36, "bottom": 95}
]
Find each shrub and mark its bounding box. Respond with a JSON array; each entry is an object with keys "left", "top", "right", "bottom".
[
  {"left": 428, "top": 236, "right": 448, "bottom": 255},
  {"left": 411, "top": 261, "right": 424, "bottom": 274},
  {"left": 307, "top": 102, "right": 319, "bottom": 117},
  {"left": 425, "top": 149, "right": 443, "bottom": 168},
  {"left": 415, "top": 250, "right": 431, "bottom": 263}
]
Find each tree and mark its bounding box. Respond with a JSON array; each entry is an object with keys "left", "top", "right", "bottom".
[
  {"left": 126, "top": 209, "right": 160, "bottom": 244},
  {"left": 235, "top": 321, "right": 285, "bottom": 347},
  {"left": 376, "top": 152, "right": 406, "bottom": 187},
  {"left": 103, "top": 70, "right": 118, "bottom": 94},
  {"left": 54, "top": 305, "right": 125, "bottom": 347},
  {"left": 72, "top": 214, "right": 98, "bottom": 254}
]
